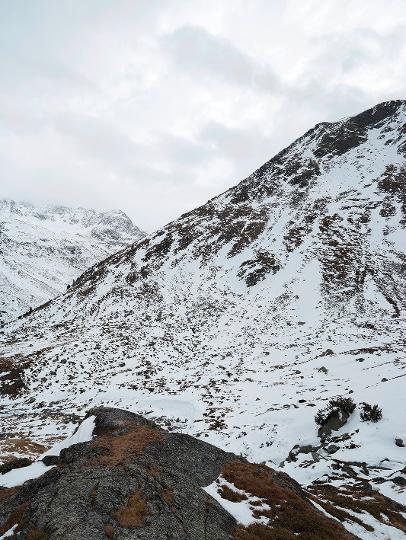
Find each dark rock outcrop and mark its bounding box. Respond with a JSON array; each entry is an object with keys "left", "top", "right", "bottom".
[{"left": 0, "top": 407, "right": 356, "bottom": 539}]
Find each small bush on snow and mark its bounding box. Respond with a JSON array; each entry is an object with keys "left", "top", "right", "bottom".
[
  {"left": 315, "top": 396, "right": 356, "bottom": 426},
  {"left": 360, "top": 403, "right": 383, "bottom": 422},
  {"left": 329, "top": 396, "right": 356, "bottom": 415}
]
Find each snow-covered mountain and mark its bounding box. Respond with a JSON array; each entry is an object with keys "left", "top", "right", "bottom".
[
  {"left": 0, "top": 200, "right": 145, "bottom": 323},
  {"left": 1, "top": 101, "right": 405, "bottom": 538}
]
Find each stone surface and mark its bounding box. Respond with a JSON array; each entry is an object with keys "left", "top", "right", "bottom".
[
  {"left": 0, "top": 408, "right": 356, "bottom": 539},
  {"left": 318, "top": 410, "right": 350, "bottom": 439}
]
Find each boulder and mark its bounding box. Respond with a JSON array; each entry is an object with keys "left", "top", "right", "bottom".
[
  {"left": 318, "top": 410, "right": 350, "bottom": 439},
  {"left": 0, "top": 407, "right": 356, "bottom": 540}
]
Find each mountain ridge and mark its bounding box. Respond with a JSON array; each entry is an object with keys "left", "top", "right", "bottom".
[
  {"left": 1, "top": 100, "right": 405, "bottom": 538},
  {"left": 0, "top": 199, "right": 145, "bottom": 324}
]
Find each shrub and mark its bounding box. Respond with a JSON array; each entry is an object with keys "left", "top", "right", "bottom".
[
  {"left": 315, "top": 396, "right": 356, "bottom": 426},
  {"left": 360, "top": 403, "right": 382, "bottom": 422},
  {"left": 329, "top": 397, "right": 356, "bottom": 415}
]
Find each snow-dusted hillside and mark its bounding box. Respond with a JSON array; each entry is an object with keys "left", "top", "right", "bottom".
[
  {"left": 1, "top": 101, "right": 405, "bottom": 538},
  {"left": 0, "top": 200, "right": 145, "bottom": 323}
]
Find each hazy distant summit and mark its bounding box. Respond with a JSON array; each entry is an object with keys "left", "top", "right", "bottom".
[{"left": 0, "top": 199, "right": 145, "bottom": 323}]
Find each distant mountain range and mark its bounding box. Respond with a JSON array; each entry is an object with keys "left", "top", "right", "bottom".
[
  {"left": 0, "top": 200, "right": 145, "bottom": 323},
  {"left": 1, "top": 101, "right": 405, "bottom": 538}
]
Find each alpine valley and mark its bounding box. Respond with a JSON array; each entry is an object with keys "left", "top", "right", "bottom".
[{"left": 1, "top": 101, "right": 405, "bottom": 539}]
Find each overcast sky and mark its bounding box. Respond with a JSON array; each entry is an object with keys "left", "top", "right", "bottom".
[{"left": 1, "top": 0, "right": 405, "bottom": 230}]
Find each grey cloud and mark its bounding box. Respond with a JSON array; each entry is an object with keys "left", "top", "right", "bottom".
[
  {"left": 1, "top": 0, "right": 406, "bottom": 231},
  {"left": 156, "top": 132, "right": 215, "bottom": 166},
  {"left": 54, "top": 114, "right": 219, "bottom": 187},
  {"left": 198, "top": 121, "right": 274, "bottom": 179},
  {"left": 55, "top": 114, "right": 144, "bottom": 167},
  {"left": 163, "top": 25, "right": 284, "bottom": 93}
]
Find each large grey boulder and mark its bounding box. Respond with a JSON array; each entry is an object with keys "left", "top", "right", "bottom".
[{"left": 0, "top": 407, "right": 356, "bottom": 540}]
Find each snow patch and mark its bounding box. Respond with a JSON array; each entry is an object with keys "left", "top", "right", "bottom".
[{"left": 203, "top": 475, "right": 270, "bottom": 526}]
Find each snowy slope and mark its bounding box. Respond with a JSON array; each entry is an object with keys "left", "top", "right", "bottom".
[
  {"left": 0, "top": 200, "right": 145, "bottom": 323},
  {"left": 1, "top": 101, "right": 405, "bottom": 537}
]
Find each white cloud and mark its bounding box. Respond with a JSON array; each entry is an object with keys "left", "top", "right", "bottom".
[{"left": 0, "top": 0, "right": 405, "bottom": 230}]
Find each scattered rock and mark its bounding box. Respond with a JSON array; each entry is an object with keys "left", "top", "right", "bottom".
[
  {"left": 320, "top": 349, "right": 334, "bottom": 357},
  {"left": 326, "top": 444, "right": 340, "bottom": 455},
  {"left": 42, "top": 455, "right": 59, "bottom": 466},
  {"left": 395, "top": 438, "right": 405, "bottom": 448},
  {"left": 318, "top": 410, "right": 350, "bottom": 439},
  {"left": 391, "top": 476, "right": 406, "bottom": 486}
]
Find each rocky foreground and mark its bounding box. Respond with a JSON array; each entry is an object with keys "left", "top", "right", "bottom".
[{"left": 0, "top": 407, "right": 359, "bottom": 540}]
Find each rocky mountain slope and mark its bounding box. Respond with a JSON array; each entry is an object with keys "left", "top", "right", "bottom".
[
  {"left": 0, "top": 407, "right": 359, "bottom": 539},
  {"left": 0, "top": 101, "right": 405, "bottom": 538},
  {"left": 0, "top": 200, "right": 144, "bottom": 323}
]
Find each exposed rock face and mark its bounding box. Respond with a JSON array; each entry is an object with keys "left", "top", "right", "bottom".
[
  {"left": 318, "top": 410, "right": 350, "bottom": 439},
  {"left": 0, "top": 408, "right": 356, "bottom": 539},
  {"left": 0, "top": 200, "right": 145, "bottom": 323}
]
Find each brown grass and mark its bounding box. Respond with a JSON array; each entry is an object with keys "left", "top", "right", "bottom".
[
  {"left": 25, "top": 529, "right": 49, "bottom": 540},
  {"left": 0, "top": 501, "right": 29, "bottom": 535},
  {"left": 0, "top": 487, "right": 18, "bottom": 503},
  {"left": 309, "top": 482, "right": 406, "bottom": 533},
  {"left": 147, "top": 465, "right": 161, "bottom": 477},
  {"left": 91, "top": 422, "right": 164, "bottom": 466},
  {"left": 104, "top": 523, "right": 114, "bottom": 538},
  {"left": 221, "top": 461, "right": 354, "bottom": 540},
  {"left": 162, "top": 488, "right": 174, "bottom": 505},
  {"left": 0, "top": 438, "right": 47, "bottom": 458},
  {"left": 112, "top": 491, "right": 149, "bottom": 528},
  {"left": 219, "top": 484, "right": 247, "bottom": 503}
]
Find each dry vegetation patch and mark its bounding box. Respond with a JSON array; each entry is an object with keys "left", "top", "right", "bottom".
[
  {"left": 0, "top": 487, "right": 18, "bottom": 503},
  {"left": 0, "top": 438, "right": 47, "bottom": 460},
  {"left": 222, "top": 461, "right": 354, "bottom": 540},
  {"left": 219, "top": 484, "right": 248, "bottom": 503},
  {"left": 104, "top": 523, "right": 114, "bottom": 538},
  {"left": 91, "top": 421, "right": 164, "bottom": 466},
  {"left": 308, "top": 482, "right": 406, "bottom": 533},
  {"left": 162, "top": 488, "right": 174, "bottom": 505},
  {"left": 0, "top": 501, "right": 30, "bottom": 536},
  {"left": 112, "top": 491, "right": 150, "bottom": 528}
]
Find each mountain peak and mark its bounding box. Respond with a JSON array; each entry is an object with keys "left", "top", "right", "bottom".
[
  {"left": 1, "top": 102, "right": 405, "bottom": 538},
  {"left": 0, "top": 200, "right": 145, "bottom": 323}
]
